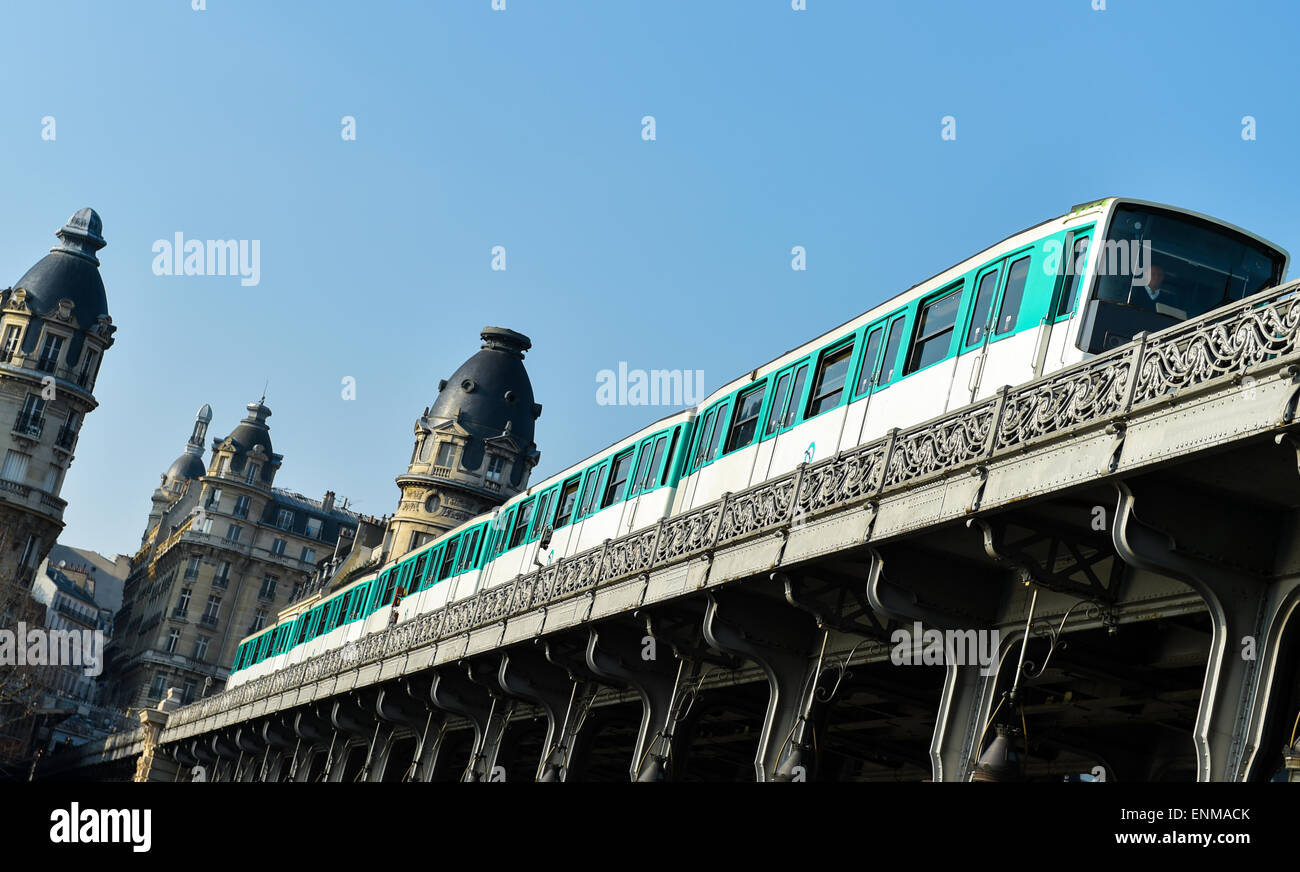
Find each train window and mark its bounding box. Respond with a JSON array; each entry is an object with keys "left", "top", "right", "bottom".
[
  {"left": 602, "top": 450, "right": 635, "bottom": 507},
  {"left": 554, "top": 477, "right": 581, "bottom": 527},
  {"left": 879, "top": 319, "right": 904, "bottom": 384},
  {"left": 579, "top": 465, "right": 608, "bottom": 517},
  {"left": 531, "top": 490, "right": 556, "bottom": 539},
  {"left": 966, "top": 267, "right": 1000, "bottom": 346},
  {"left": 1055, "top": 235, "right": 1090, "bottom": 318},
  {"left": 906, "top": 287, "right": 961, "bottom": 374},
  {"left": 639, "top": 435, "right": 668, "bottom": 491},
  {"left": 629, "top": 437, "right": 657, "bottom": 495},
  {"left": 854, "top": 326, "right": 883, "bottom": 395},
  {"left": 764, "top": 373, "right": 792, "bottom": 436},
  {"left": 692, "top": 408, "right": 719, "bottom": 467},
  {"left": 808, "top": 343, "right": 854, "bottom": 416},
  {"left": 437, "top": 540, "right": 459, "bottom": 580},
  {"left": 456, "top": 528, "right": 482, "bottom": 572},
  {"left": 781, "top": 367, "right": 809, "bottom": 427},
  {"left": 995, "top": 256, "right": 1031, "bottom": 335},
  {"left": 509, "top": 500, "right": 535, "bottom": 549},
  {"left": 706, "top": 403, "right": 729, "bottom": 458},
  {"left": 725, "top": 386, "right": 765, "bottom": 452},
  {"left": 413, "top": 552, "right": 428, "bottom": 588},
  {"left": 661, "top": 428, "right": 682, "bottom": 485}
]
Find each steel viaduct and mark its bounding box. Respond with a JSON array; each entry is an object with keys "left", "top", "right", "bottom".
[{"left": 42, "top": 279, "right": 1300, "bottom": 783}]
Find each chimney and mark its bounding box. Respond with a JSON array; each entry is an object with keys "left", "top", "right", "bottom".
[{"left": 323, "top": 490, "right": 335, "bottom": 513}]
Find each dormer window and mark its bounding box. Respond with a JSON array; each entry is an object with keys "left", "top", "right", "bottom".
[
  {"left": 435, "top": 442, "right": 456, "bottom": 467},
  {"left": 36, "top": 333, "right": 64, "bottom": 373},
  {"left": 245, "top": 463, "right": 258, "bottom": 484},
  {"left": 77, "top": 349, "right": 99, "bottom": 390},
  {"left": 485, "top": 454, "right": 505, "bottom": 482},
  {"left": 1, "top": 326, "right": 21, "bottom": 361},
  {"left": 276, "top": 508, "right": 294, "bottom": 530},
  {"left": 216, "top": 457, "right": 228, "bottom": 476}
]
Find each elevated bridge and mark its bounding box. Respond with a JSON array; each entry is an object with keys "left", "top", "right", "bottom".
[{"left": 45, "top": 279, "right": 1300, "bottom": 782}]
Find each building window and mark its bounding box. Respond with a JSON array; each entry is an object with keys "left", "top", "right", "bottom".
[
  {"left": 42, "top": 464, "right": 59, "bottom": 492},
  {"left": 233, "top": 495, "right": 249, "bottom": 518},
  {"left": 216, "top": 457, "right": 228, "bottom": 476},
  {"left": 1, "top": 450, "right": 30, "bottom": 484},
  {"left": 300, "top": 547, "right": 316, "bottom": 565},
  {"left": 148, "top": 672, "right": 167, "bottom": 699},
  {"left": 245, "top": 464, "right": 259, "bottom": 484},
  {"left": 184, "top": 556, "right": 201, "bottom": 579},
  {"left": 181, "top": 679, "right": 197, "bottom": 704},
  {"left": 201, "top": 595, "right": 221, "bottom": 626},
  {"left": 175, "top": 588, "right": 191, "bottom": 616},
  {"left": 424, "top": 494, "right": 441, "bottom": 514},
  {"left": 77, "top": 349, "right": 99, "bottom": 389},
  {"left": 36, "top": 333, "right": 64, "bottom": 372},
  {"left": 16, "top": 393, "right": 45, "bottom": 437},
  {"left": 55, "top": 411, "right": 80, "bottom": 450},
  {"left": 165, "top": 630, "right": 180, "bottom": 653},
  {"left": 193, "top": 636, "right": 210, "bottom": 661},
  {"left": 251, "top": 608, "right": 268, "bottom": 632},
  {"left": 304, "top": 517, "right": 321, "bottom": 539},
  {"left": 271, "top": 538, "right": 286, "bottom": 556},
  {"left": 486, "top": 454, "right": 505, "bottom": 482},
  {"left": 205, "top": 487, "right": 223, "bottom": 511},
  {"left": 199, "top": 517, "right": 213, "bottom": 534},
  {"left": 1, "top": 325, "right": 21, "bottom": 359},
  {"left": 276, "top": 508, "right": 293, "bottom": 530},
  {"left": 259, "top": 575, "right": 278, "bottom": 600},
  {"left": 225, "top": 524, "right": 241, "bottom": 543},
  {"left": 435, "top": 442, "right": 456, "bottom": 467},
  {"left": 214, "top": 560, "right": 231, "bottom": 587}
]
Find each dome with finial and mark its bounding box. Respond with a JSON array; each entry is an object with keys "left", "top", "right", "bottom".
[
  {"left": 162, "top": 403, "right": 213, "bottom": 489},
  {"left": 9, "top": 208, "right": 109, "bottom": 319},
  {"left": 426, "top": 327, "right": 542, "bottom": 466},
  {"left": 215, "top": 399, "right": 279, "bottom": 484}
]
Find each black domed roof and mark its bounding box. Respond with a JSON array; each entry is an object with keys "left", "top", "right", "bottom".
[
  {"left": 224, "top": 400, "right": 275, "bottom": 458},
  {"left": 428, "top": 327, "right": 541, "bottom": 446},
  {"left": 11, "top": 208, "right": 109, "bottom": 325},
  {"left": 165, "top": 453, "right": 207, "bottom": 485}
]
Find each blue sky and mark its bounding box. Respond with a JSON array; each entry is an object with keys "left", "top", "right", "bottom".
[{"left": 1, "top": 0, "right": 1296, "bottom": 557}]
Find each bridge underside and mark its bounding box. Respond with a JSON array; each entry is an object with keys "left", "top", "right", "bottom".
[{"left": 91, "top": 432, "right": 1299, "bottom": 783}]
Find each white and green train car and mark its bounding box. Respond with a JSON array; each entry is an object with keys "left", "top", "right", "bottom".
[{"left": 228, "top": 197, "right": 1287, "bottom": 689}]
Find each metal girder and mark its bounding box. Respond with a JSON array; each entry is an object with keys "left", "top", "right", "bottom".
[
  {"left": 779, "top": 568, "right": 892, "bottom": 639},
  {"left": 702, "top": 590, "right": 820, "bottom": 781},
  {"left": 586, "top": 624, "right": 682, "bottom": 781},
  {"left": 970, "top": 515, "right": 1124, "bottom": 603},
  {"left": 497, "top": 649, "right": 584, "bottom": 782},
  {"left": 1111, "top": 479, "right": 1283, "bottom": 781},
  {"left": 429, "top": 660, "right": 512, "bottom": 781}
]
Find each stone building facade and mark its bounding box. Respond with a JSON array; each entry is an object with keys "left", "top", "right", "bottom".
[
  {"left": 107, "top": 401, "right": 359, "bottom": 711},
  {"left": 0, "top": 209, "right": 116, "bottom": 588}
]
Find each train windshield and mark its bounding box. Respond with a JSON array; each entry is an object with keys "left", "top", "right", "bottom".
[{"left": 1078, "top": 204, "right": 1285, "bottom": 353}]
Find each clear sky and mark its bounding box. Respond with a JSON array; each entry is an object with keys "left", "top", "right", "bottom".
[{"left": 1, "top": 0, "right": 1296, "bottom": 558}]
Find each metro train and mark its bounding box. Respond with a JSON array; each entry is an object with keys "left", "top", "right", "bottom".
[{"left": 227, "top": 196, "right": 1289, "bottom": 687}]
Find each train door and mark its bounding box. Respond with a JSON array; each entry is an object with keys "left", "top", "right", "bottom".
[
  {"left": 1038, "top": 229, "right": 1093, "bottom": 376},
  {"left": 952, "top": 260, "right": 1004, "bottom": 407}
]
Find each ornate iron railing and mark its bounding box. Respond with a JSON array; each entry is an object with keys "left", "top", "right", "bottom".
[{"left": 163, "top": 278, "right": 1300, "bottom": 732}]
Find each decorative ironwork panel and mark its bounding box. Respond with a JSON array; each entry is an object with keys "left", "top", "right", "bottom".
[
  {"left": 998, "top": 356, "right": 1130, "bottom": 448},
  {"left": 884, "top": 402, "right": 996, "bottom": 487},
  {"left": 1134, "top": 291, "right": 1300, "bottom": 405}
]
